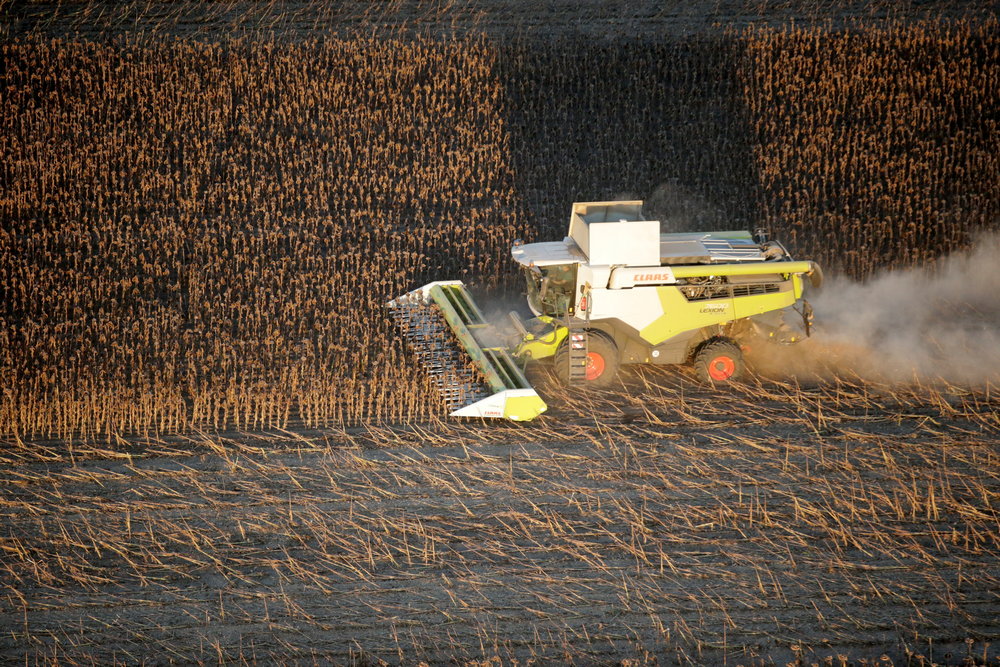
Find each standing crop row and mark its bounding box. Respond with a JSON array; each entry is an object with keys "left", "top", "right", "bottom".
[
  {"left": 1, "top": 36, "right": 527, "bottom": 438},
  {"left": 2, "top": 21, "right": 997, "bottom": 438},
  {"left": 744, "top": 21, "right": 999, "bottom": 275}
]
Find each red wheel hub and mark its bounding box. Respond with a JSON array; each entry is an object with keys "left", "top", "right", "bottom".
[
  {"left": 585, "top": 352, "right": 606, "bottom": 381},
  {"left": 708, "top": 355, "right": 736, "bottom": 381}
]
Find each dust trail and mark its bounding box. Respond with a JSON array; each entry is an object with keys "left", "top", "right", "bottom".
[
  {"left": 778, "top": 232, "right": 1000, "bottom": 386},
  {"left": 477, "top": 290, "right": 535, "bottom": 345}
]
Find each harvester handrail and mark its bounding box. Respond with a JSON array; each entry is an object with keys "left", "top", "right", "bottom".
[{"left": 669, "top": 260, "right": 818, "bottom": 280}]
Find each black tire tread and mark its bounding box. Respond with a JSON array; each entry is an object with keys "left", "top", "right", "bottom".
[
  {"left": 554, "top": 329, "right": 619, "bottom": 388},
  {"left": 693, "top": 338, "right": 745, "bottom": 385}
]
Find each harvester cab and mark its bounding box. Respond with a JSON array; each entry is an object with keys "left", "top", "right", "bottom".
[{"left": 389, "top": 200, "right": 822, "bottom": 422}]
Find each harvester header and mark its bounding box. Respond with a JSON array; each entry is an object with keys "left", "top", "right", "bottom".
[{"left": 388, "top": 281, "right": 547, "bottom": 421}]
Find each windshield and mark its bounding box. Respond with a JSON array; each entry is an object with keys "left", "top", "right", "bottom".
[{"left": 523, "top": 264, "right": 578, "bottom": 317}]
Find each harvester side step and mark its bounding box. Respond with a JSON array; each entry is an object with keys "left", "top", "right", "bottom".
[{"left": 567, "top": 329, "right": 589, "bottom": 381}]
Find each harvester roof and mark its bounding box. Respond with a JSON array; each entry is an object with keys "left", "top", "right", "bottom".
[
  {"left": 658, "top": 231, "right": 766, "bottom": 265},
  {"left": 511, "top": 241, "right": 586, "bottom": 267}
]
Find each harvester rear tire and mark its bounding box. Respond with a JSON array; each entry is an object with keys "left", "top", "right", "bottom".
[
  {"left": 555, "top": 330, "right": 619, "bottom": 389},
  {"left": 693, "top": 339, "right": 745, "bottom": 385}
]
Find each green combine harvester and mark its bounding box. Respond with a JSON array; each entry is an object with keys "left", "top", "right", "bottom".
[{"left": 388, "top": 200, "right": 823, "bottom": 422}]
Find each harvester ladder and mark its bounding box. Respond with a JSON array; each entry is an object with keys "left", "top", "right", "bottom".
[{"left": 567, "top": 328, "right": 589, "bottom": 382}]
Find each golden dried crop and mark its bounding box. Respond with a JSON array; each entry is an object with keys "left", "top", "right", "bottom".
[{"left": 1, "top": 21, "right": 996, "bottom": 438}]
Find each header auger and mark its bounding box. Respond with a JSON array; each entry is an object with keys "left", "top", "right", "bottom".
[{"left": 389, "top": 200, "right": 822, "bottom": 421}]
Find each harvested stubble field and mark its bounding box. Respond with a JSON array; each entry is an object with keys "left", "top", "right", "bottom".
[
  {"left": 1, "top": 372, "right": 999, "bottom": 663},
  {"left": 2, "top": 1, "right": 1000, "bottom": 664}
]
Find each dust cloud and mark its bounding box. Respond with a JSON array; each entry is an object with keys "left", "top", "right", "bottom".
[
  {"left": 477, "top": 290, "right": 536, "bottom": 348},
  {"left": 642, "top": 179, "right": 728, "bottom": 232},
  {"left": 770, "top": 232, "right": 1000, "bottom": 386}
]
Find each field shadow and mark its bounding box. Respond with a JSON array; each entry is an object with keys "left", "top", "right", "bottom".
[{"left": 496, "top": 32, "right": 761, "bottom": 244}]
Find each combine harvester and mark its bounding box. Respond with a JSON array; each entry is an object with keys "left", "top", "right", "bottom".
[{"left": 389, "top": 201, "right": 822, "bottom": 422}]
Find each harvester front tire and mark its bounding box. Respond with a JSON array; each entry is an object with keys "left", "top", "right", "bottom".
[
  {"left": 555, "top": 330, "right": 619, "bottom": 389},
  {"left": 693, "top": 339, "right": 745, "bottom": 385}
]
